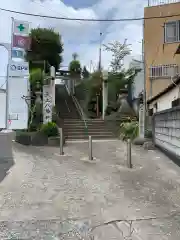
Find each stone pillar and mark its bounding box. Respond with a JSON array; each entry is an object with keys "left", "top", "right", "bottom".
[
  {"left": 139, "top": 104, "right": 145, "bottom": 138},
  {"left": 102, "top": 81, "right": 108, "bottom": 119},
  {"left": 50, "top": 66, "right": 55, "bottom": 106},
  {"left": 102, "top": 71, "right": 109, "bottom": 120},
  {"left": 43, "top": 84, "right": 52, "bottom": 124}
]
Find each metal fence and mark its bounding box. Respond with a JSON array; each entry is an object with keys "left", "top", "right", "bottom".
[
  {"left": 149, "top": 64, "right": 180, "bottom": 78},
  {"left": 148, "top": 0, "right": 180, "bottom": 6}
]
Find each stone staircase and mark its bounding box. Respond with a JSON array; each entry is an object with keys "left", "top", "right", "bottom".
[
  {"left": 55, "top": 84, "right": 117, "bottom": 141},
  {"left": 63, "top": 119, "right": 117, "bottom": 141}
]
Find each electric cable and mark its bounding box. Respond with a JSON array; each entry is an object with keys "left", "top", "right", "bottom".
[{"left": 1, "top": 7, "right": 180, "bottom": 22}]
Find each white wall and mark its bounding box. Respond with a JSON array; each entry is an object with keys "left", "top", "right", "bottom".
[
  {"left": 130, "top": 60, "right": 144, "bottom": 99},
  {"left": 148, "top": 85, "right": 180, "bottom": 112},
  {"left": 0, "top": 91, "right": 6, "bottom": 128}
]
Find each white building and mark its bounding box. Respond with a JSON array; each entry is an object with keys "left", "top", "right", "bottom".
[
  {"left": 129, "top": 59, "right": 144, "bottom": 115},
  {"left": 147, "top": 77, "right": 180, "bottom": 114}
]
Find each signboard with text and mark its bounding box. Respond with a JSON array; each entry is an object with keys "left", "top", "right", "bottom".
[
  {"left": 43, "top": 85, "right": 53, "bottom": 124},
  {"left": 8, "top": 61, "right": 29, "bottom": 77},
  {"left": 8, "top": 77, "right": 29, "bottom": 130},
  {"left": 12, "top": 35, "right": 31, "bottom": 50}
]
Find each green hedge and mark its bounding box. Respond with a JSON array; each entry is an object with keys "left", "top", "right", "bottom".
[{"left": 40, "top": 122, "right": 59, "bottom": 137}]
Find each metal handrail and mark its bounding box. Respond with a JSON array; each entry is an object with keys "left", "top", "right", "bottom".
[{"left": 71, "top": 94, "right": 88, "bottom": 130}]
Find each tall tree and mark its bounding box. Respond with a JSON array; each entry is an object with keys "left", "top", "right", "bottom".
[
  {"left": 69, "top": 53, "right": 81, "bottom": 78},
  {"left": 103, "top": 39, "right": 131, "bottom": 73},
  {"left": 82, "top": 66, "right": 90, "bottom": 79},
  {"left": 26, "top": 28, "right": 63, "bottom": 72}
]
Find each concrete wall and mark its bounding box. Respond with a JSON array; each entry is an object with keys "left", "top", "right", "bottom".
[
  {"left": 148, "top": 84, "right": 180, "bottom": 111},
  {"left": 144, "top": 2, "right": 180, "bottom": 99},
  {"left": 153, "top": 106, "right": 180, "bottom": 160}
]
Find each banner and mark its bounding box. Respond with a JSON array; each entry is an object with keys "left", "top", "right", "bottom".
[
  {"left": 13, "top": 20, "right": 29, "bottom": 35},
  {"left": 12, "top": 35, "right": 31, "bottom": 50}
]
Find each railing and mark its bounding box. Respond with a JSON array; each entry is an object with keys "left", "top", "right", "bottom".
[
  {"left": 71, "top": 94, "right": 88, "bottom": 130},
  {"left": 148, "top": 0, "right": 180, "bottom": 6},
  {"left": 149, "top": 64, "right": 180, "bottom": 78}
]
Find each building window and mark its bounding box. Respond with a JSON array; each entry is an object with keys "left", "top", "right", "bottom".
[
  {"left": 149, "top": 64, "right": 179, "bottom": 78},
  {"left": 164, "top": 21, "right": 180, "bottom": 43}
]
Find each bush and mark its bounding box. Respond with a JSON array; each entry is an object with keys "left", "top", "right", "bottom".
[
  {"left": 40, "top": 122, "right": 59, "bottom": 137},
  {"left": 120, "top": 121, "right": 139, "bottom": 141}
]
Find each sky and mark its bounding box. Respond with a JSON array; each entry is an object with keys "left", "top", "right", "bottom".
[{"left": 0, "top": 0, "right": 148, "bottom": 83}]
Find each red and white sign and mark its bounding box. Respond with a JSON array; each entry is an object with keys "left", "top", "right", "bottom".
[{"left": 13, "top": 35, "right": 31, "bottom": 50}]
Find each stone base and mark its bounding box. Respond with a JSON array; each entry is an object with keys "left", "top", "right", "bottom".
[
  {"left": 143, "top": 141, "right": 155, "bottom": 150},
  {"left": 133, "top": 137, "right": 149, "bottom": 145},
  {"left": 80, "top": 156, "right": 99, "bottom": 163}
]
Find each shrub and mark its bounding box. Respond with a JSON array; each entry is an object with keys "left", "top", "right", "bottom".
[
  {"left": 120, "top": 121, "right": 139, "bottom": 141},
  {"left": 40, "top": 122, "right": 59, "bottom": 137}
]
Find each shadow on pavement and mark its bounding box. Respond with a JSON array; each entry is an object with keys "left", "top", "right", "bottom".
[{"left": 0, "top": 131, "right": 14, "bottom": 183}]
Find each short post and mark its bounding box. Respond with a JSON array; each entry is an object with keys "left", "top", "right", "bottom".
[
  {"left": 127, "top": 139, "right": 132, "bottom": 168},
  {"left": 89, "top": 135, "right": 93, "bottom": 160},
  {"left": 59, "top": 128, "right": 64, "bottom": 155}
]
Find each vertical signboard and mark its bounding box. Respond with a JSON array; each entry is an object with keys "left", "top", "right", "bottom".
[
  {"left": 8, "top": 61, "right": 29, "bottom": 129},
  {"left": 11, "top": 19, "right": 31, "bottom": 60},
  {"left": 43, "top": 85, "right": 53, "bottom": 124}
]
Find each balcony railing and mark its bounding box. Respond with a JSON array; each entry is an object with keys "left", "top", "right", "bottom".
[
  {"left": 149, "top": 64, "right": 180, "bottom": 78},
  {"left": 148, "top": 0, "right": 180, "bottom": 6}
]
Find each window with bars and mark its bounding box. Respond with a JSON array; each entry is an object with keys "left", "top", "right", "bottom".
[
  {"left": 164, "top": 20, "right": 180, "bottom": 43},
  {"left": 149, "top": 64, "right": 179, "bottom": 78}
]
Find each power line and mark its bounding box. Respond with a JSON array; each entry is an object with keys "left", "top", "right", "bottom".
[{"left": 1, "top": 7, "right": 180, "bottom": 22}]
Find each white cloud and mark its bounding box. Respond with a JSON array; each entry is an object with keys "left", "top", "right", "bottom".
[{"left": 0, "top": 0, "right": 145, "bottom": 79}]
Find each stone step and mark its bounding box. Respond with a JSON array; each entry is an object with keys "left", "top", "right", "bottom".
[
  {"left": 63, "top": 125, "right": 113, "bottom": 132},
  {"left": 65, "top": 134, "right": 116, "bottom": 140},
  {"left": 63, "top": 121, "right": 109, "bottom": 125},
  {"left": 64, "top": 131, "right": 114, "bottom": 136}
]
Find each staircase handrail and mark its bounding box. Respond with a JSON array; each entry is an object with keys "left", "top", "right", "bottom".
[{"left": 71, "top": 94, "right": 88, "bottom": 130}]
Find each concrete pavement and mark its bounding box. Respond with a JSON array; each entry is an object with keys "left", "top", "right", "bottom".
[{"left": 0, "top": 140, "right": 180, "bottom": 239}]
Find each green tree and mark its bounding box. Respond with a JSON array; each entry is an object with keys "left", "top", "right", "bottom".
[
  {"left": 69, "top": 53, "right": 81, "bottom": 78},
  {"left": 26, "top": 28, "right": 63, "bottom": 72},
  {"left": 82, "top": 66, "right": 90, "bottom": 79},
  {"left": 103, "top": 39, "right": 131, "bottom": 73}
]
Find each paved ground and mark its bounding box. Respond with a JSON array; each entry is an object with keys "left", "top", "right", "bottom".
[{"left": 0, "top": 140, "right": 180, "bottom": 239}]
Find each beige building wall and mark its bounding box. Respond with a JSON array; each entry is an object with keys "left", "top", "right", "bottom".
[{"left": 144, "top": 2, "right": 180, "bottom": 100}]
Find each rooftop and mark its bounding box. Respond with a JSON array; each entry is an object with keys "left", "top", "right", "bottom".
[
  {"left": 147, "top": 76, "right": 180, "bottom": 104},
  {"left": 148, "top": 0, "right": 180, "bottom": 6}
]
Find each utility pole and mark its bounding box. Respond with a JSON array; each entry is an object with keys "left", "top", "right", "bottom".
[
  {"left": 98, "top": 32, "right": 102, "bottom": 71},
  {"left": 96, "top": 32, "right": 103, "bottom": 118},
  {"left": 141, "top": 20, "right": 147, "bottom": 139}
]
